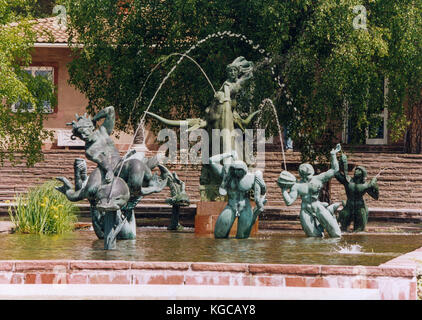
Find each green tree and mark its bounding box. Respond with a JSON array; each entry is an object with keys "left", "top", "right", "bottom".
[
  {"left": 64, "top": 0, "right": 422, "bottom": 162},
  {"left": 0, "top": 0, "right": 56, "bottom": 166},
  {"left": 31, "top": 0, "right": 59, "bottom": 18},
  {"left": 279, "top": 0, "right": 422, "bottom": 159}
]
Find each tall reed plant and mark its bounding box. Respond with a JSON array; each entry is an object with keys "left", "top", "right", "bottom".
[{"left": 8, "top": 180, "right": 78, "bottom": 235}]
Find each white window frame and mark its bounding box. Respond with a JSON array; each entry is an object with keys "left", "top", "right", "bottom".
[{"left": 11, "top": 66, "right": 54, "bottom": 114}]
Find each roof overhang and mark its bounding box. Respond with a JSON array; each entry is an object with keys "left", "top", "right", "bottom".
[{"left": 34, "top": 43, "right": 83, "bottom": 48}]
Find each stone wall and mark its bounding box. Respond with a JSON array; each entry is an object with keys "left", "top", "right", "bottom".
[{"left": 0, "top": 257, "right": 417, "bottom": 300}]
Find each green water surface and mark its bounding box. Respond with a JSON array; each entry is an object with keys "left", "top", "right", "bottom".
[{"left": 0, "top": 228, "right": 421, "bottom": 266}]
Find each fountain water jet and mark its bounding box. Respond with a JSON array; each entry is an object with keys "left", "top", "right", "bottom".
[
  {"left": 122, "top": 33, "right": 293, "bottom": 235},
  {"left": 127, "top": 31, "right": 287, "bottom": 150},
  {"left": 256, "top": 98, "right": 287, "bottom": 171},
  {"left": 130, "top": 52, "right": 216, "bottom": 150}
]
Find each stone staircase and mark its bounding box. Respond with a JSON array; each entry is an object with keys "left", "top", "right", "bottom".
[{"left": 1, "top": 148, "right": 422, "bottom": 227}]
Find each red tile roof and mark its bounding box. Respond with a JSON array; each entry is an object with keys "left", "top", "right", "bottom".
[
  {"left": 31, "top": 17, "right": 73, "bottom": 43},
  {"left": 8, "top": 17, "right": 74, "bottom": 44}
]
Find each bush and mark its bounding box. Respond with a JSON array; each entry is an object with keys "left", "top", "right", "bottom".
[{"left": 8, "top": 180, "right": 78, "bottom": 235}]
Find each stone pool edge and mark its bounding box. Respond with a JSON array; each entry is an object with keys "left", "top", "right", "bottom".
[{"left": 1, "top": 246, "right": 422, "bottom": 300}]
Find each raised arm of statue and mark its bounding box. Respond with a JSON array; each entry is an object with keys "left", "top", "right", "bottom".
[
  {"left": 335, "top": 171, "right": 347, "bottom": 185},
  {"left": 316, "top": 144, "right": 341, "bottom": 183},
  {"left": 335, "top": 153, "right": 350, "bottom": 185},
  {"left": 146, "top": 112, "right": 206, "bottom": 132},
  {"left": 209, "top": 151, "right": 237, "bottom": 177},
  {"left": 341, "top": 153, "right": 349, "bottom": 177},
  {"left": 233, "top": 110, "right": 260, "bottom": 131},
  {"left": 236, "top": 68, "right": 253, "bottom": 86},
  {"left": 92, "top": 106, "right": 115, "bottom": 136},
  {"left": 55, "top": 177, "right": 85, "bottom": 202}
]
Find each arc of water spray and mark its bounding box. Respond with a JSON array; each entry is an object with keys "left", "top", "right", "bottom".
[
  {"left": 375, "top": 167, "right": 391, "bottom": 179},
  {"left": 129, "top": 52, "right": 216, "bottom": 152},
  {"left": 129, "top": 52, "right": 216, "bottom": 124},
  {"left": 106, "top": 32, "right": 292, "bottom": 207},
  {"left": 256, "top": 98, "right": 287, "bottom": 171},
  {"left": 124, "top": 31, "right": 290, "bottom": 175},
  {"left": 107, "top": 52, "right": 217, "bottom": 204},
  {"left": 128, "top": 52, "right": 216, "bottom": 149},
  {"left": 127, "top": 30, "right": 283, "bottom": 146}
]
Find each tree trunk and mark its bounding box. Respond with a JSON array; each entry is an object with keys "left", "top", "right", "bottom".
[{"left": 405, "top": 99, "right": 422, "bottom": 154}]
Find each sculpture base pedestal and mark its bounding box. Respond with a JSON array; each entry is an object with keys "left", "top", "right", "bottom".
[{"left": 195, "top": 201, "right": 259, "bottom": 237}]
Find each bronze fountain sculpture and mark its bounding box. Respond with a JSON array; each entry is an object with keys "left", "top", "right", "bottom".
[
  {"left": 158, "top": 164, "right": 190, "bottom": 230},
  {"left": 146, "top": 57, "right": 267, "bottom": 238},
  {"left": 55, "top": 106, "right": 171, "bottom": 249},
  {"left": 335, "top": 152, "right": 379, "bottom": 232},
  {"left": 209, "top": 151, "right": 267, "bottom": 239},
  {"left": 277, "top": 144, "right": 343, "bottom": 238},
  {"left": 146, "top": 56, "right": 259, "bottom": 201}
]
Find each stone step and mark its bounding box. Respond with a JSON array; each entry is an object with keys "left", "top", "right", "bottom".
[
  {"left": 0, "top": 284, "right": 381, "bottom": 300},
  {"left": 2, "top": 150, "right": 422, "bottom": 216}
]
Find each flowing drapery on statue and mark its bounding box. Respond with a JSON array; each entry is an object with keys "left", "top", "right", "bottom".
[
  {"left": 277, "top": 144, "right": 343, "bottom": 238},
  {"left": 146, "top": 57, "right": 259, "bottom": 200}
]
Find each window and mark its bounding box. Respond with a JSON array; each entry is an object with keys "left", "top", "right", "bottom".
[
  {"left": 342, "top": 78, "right": 389, "bottom": 145},
  {"left": 11, "top": 66, "right": 55, "bottom": 113},
  {"left": 365, "top": 78, "right": 388, "bottom": 145}
]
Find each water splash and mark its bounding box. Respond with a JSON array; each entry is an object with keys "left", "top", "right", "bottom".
[{"left": 334, "top": 243, "right": 363, "bottom": 254}]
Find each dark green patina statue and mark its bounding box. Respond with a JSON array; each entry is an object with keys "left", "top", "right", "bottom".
[
  {"left": 335, "top": 153, "right": 379, "bottom": 232},
  {"left": 146, "top": 57, "right": 258, "bottom": 201},
  {"left": 209, "top": 151, "right": 267, "bottom": 239},
  {"left": 55, "top": 106, "right": 169, "bottom": 249},
  {"left": 158, "top": 164, "right": 190, "bottom": 230},
  {"left": 277, "top": 144, "right": 342, "bottom": 238}
]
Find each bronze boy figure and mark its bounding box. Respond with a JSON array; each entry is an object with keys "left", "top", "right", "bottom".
[{"left": 335, "top": 153, "right": 379, "bottom": 232}]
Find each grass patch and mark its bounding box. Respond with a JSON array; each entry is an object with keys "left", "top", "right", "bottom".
[{"left": 8, "top": 180, "right": 78, "bottom": 235}]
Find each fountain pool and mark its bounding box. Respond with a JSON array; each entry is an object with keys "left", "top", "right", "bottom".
[{"left": 1, "top": 228, "right": 421, "bottom": 266}]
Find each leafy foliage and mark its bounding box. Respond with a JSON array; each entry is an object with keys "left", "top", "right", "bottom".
[
  {"left": 0, "top": 0, "right": 56, "bottom": 166},
  {"left": 8, "top": 179, "right": 78, "bottom": 235},
  {"left": 65, "top": 0, "right": 422, "bottom": 162}
]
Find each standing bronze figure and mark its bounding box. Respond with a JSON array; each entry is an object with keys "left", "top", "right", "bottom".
[
  {"left": 210, "top": 151, "right": 266, "bottom": 239},
  {"left": 335, "top": 153, "right": 379, "bottom": 232}
]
